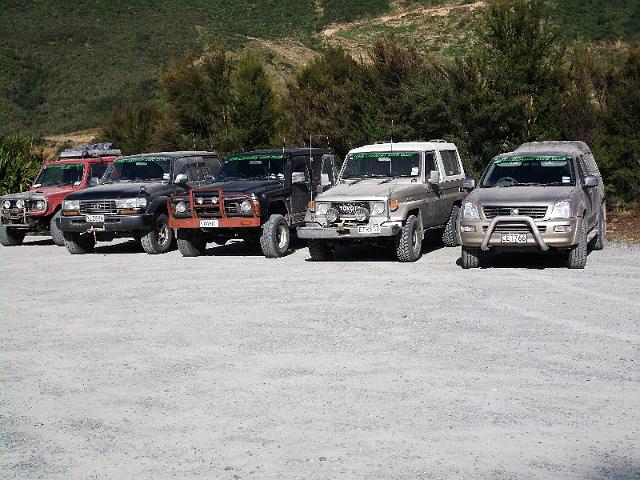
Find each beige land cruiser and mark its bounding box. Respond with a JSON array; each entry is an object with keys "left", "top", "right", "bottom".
[
  {"left": 459, "top": 141, "right": 606, "bottom": 269},
  {"left": 297, "top": 141, "right": 469, "bottom": 262}
]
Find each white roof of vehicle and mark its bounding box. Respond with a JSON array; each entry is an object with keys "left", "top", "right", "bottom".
[{"left": 348, "top": 141, "right": 457, "bottom": 154}]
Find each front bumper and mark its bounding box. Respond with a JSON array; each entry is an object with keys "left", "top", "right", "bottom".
[
  {"left": 460, "top": 215, "right": 579, "bottom": 251},
  {"left": 60, "top": 214, "right": 154, "bottom": 232},
  {"left": 168, "top": 216, "right": 261, "bottom": 229},
  {"left": 297, "top": 221, "right": 401, "bottom": 240}
]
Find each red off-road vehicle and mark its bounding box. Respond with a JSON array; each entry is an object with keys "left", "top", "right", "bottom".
[{"left": 0, "top": 143, "right": 120, "bottom": 246}]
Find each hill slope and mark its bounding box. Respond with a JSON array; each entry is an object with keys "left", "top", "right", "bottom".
[{"left": 1, "top": 0, "right": 639, "bottom": 137}]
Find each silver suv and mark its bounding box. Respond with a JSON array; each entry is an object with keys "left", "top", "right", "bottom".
[
  {"left": 459, "top": 141, "right": 606, "bottom": 269},
  {"left": 297, "top": 141, "right": 468, "bottom": 262}
]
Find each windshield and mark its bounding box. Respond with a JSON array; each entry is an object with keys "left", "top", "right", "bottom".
[
  {"left": 341, "top": 152, "right": 420, "bottom": 179},
  {"left": 103, "top": 156, "right": 171, "bottom": 183},
  {"left": 33, "top": 163, "right": 85, "bottom": 187},
  {"left": 481, "top": 156, "right": 575, "bottom": 188},
  {"left": 219, "top": 154, "right": 285, "bottom": 180}
]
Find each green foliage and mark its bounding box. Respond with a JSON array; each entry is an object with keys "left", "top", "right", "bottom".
[
  {"left": 99, "top": 102, "right": 161, "bottom": 155},
  {"left": 0, "top": 135, "right": 44, "bottom": 195}
]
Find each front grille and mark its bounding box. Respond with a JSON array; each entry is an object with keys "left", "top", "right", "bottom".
[
  {"left": 80, "top": 200, "right": 117, "bottom": 214},
  {"left": 483, "top": 206, "right": 548, "bottom": 220},
  {"left": 332, "top": 201, "right": 369, "bottom": 219},
  {"left": 193, "top": 194, "right": 222, "bottom": 218},
  {"left": 484, "top": 223, "right": 547, "bottom": 233}
]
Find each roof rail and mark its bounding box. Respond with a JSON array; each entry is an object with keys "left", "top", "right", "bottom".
[
  {"left": 429, "top": 139, "right": 447, "bottom": 143},
  {"left": 60, "top": 142, "right": 122, "bottom": 159}
]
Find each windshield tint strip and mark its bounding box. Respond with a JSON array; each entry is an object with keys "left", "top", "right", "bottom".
[{"left": 227, "top": 154, "right": 285, "bottom": 161}]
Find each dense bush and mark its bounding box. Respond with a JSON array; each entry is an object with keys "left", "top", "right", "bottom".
[{"left": 0, "top": 135, "right": 44, "bottom": 195}]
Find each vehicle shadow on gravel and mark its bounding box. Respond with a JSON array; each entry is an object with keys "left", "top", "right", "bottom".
[
  {"left": 20, "top": 238, "right": 55, "bottom": 246},
  {"left": 200, "top": 237, "right": 307, "bottom": 257},
  {"left": 456, "top": 250, "right": 593, "bottom": 269},
  {"left": 305, "top": 241, "right": 446, "bottom": 263},
  {"left": 92, "top": 240, "right": 145, "bottom": 255}
]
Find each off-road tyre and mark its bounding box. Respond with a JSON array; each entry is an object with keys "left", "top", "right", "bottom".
[
  {"left": 308, "top": 239, "right": 335, "bottom": 261},
  {"left": 63, "top": 231, "right": 95, "bottom": 254},
  {"left": 566, "top": 218, "right": 588, "bottom": 269},
  {"left": 177, "top": 229, "right": 207, "bottom": 257},
  {"left": 442, "top": 204, "right": 461, "bottom": 247},
  {"left": 589, "top": 206, "right": 606, "bottom": 251},
  {"left": 260, "top": 214, "right": 290, "bottom": 258},
  {"left": 0, "top": 223, "right": 25, "bottom": 246},
  {"left": 49, "top": 210, "right": 65, "bottom": 246},
  {"left": 461, "top": 246, "right": 482, "bottom": 269},
  {"left": 395, "top": 214, "right": 422, "bottom": 262},
  {"left": 141, "top": 213, "right": 174, "bottom": 254}
]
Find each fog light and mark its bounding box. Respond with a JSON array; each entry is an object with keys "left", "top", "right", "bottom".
[
  {"left": 325, "top": 208, "right": 339, "bottom": 224},
  {"left": 211, "top": 196, "right": 219, "bottom": 204},
  {"left": 461, "top": 225, "right": 476, "bottom": 232},
  {"left": 2, "top": 200, "right": 10, "bottom": 209},
  {"left": 354, "top": 207, "right": 369, "bottom": 222},
  {"left": 176, "top": 201, "right": 187, "bottom": 214},
  {"left": 554, "top": 225, "right": 572, "bottom": 233},
  {"left": 196, "top": 197, "right": 204, "bottom": 205},
  {"left": 16, "top": 199, "right": 25, "bottom": 209}
]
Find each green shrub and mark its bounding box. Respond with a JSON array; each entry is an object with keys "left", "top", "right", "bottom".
[{"left": 0, "top": 135, "right": 44, "bottom": 195}]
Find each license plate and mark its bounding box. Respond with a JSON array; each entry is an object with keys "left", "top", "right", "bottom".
[
  {"left": 200, "top": 219, "right": 219, "bottom": 228},
  {"left": 501, "top": 233, "right": 527, "bottom": 244},
  {"left": 357, "top": 224, "right": 381, "bottom": 234},
  {"left": 85, "top": 214, "right": 105, "bottom": 223}
]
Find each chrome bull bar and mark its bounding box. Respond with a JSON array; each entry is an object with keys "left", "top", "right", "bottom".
[{"left": 481, "top": 215, "right": 549, "bottom": 252}]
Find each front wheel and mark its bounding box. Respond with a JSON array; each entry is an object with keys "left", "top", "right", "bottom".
[
  {"left": 63, "top": 231, "right": 95, "bottom": 254},
  {"left": 141, "top": 213, "right": 174, "bottom": 254},
  {"left": 566, "top": 219, "right": 588, "bottom": 269},
  {"left": 50, "top": 210, "right": 65, "bottom": 246},
  {"left": 589, "top": 206, "right": 606, "bottom": 251},
  {"left": 260, "top": 214, "right": 290, "bottom": 258},
  {"left": 442, "top": 204, "right": 461, "bottom": 247},
  {"left": 461, "top": 246, "right": 482, "bottom": 269},
  {"left": 0, "top": 223, "right": 25, "bottom": 246},
  {"left": 308, "top": 239, "right": 335, "bottom": 261},
  {"left": 177, "top": 229, "right": 207, "bottom": 257},
  {"left": 395, "top": 214, "right": 422, "bottom": 262}
]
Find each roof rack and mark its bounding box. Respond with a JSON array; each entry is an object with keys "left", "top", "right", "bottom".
[
  {"left": 429, "top": 139, "right": 447, "bottom": 143},
  {"left": 60, "top": 142, "right": 122, "bottom": 159}
]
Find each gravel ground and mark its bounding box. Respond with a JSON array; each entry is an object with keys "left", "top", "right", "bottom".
[{"left": 1, "top": 237, "right": 639, "bottom": 479}]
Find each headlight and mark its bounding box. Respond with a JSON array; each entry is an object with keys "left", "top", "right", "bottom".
[
  {"left": 316, "top": 202, "right": 330, "bottom": 215},
  {"left": 462, "top": 200, "right": 480, "bottom": 219},
  {"left": 16, "top": 199, "right": 25, "bottom": 209},
  {"left": 240, "top": 199, "right": 253, "bottom": 213},
  {"left": 63, "top": 200, "right": 80, "bottom": 210},
  {"left": 2, "top": 200, "right": 10, "bottom": 209},
  {"left": 550, "top": 200, "right": 571, "bottom": 219},
  {"left": 175, "top": 201, "right": 187, "bottom": 214},
  {"left": 115, "top": 197, "right": 147, "bottom": 209},
  {"left": 371, "top": 201, "right": 385, "bottom": 216},
  {"left": 355, "top": 207, "right": 369, "bottom": 222},
  {"left": 33, "top": 200, "right": 47, "bottom": 211},
  {"left": 325, "top": 208, "right": 339, "bottom": 224}
]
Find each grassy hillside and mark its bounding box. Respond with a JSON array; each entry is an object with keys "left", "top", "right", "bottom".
[{"left": 1, "top": 0, "right": 639, "bottom": 137}]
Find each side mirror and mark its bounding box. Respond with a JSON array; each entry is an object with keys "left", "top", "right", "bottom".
[
  {"left": 584, "top": 175, "right": 598, "bottom": 188},
  {"left": 89, "top": 177, "right": 100, "bottom": 187},
  {"left": 463, "top": 177, "right": 476, "bottom": 189},
  {"left": 174, "top": 173, "right": 188, "bottom": 184},
  {"left": 291, "top": 171, "right": 306, "bottom": 184},
  {"left": 428, "top": 170, "right": 441, "bottom": 184}
]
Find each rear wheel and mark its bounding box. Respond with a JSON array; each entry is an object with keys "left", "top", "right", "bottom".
[
  {"left": 49, "top": 210, "right": 65, "bottom": 246},
  {"left": 566, "top": 219, "right": 588, "bottom": 269},
  {"left": 442, "top": 204, "right": 461, "bottom": 247},
  {"left": 308, "top": 239, "right": 335, "bottom": 261},
  {"left": 177, "top": 229, "right": 207, "bottom": 257},
  {"left": 260, "top": 214, "right": 290, "bottom": 258},
  {"left": 141, "top": 213, "right": 174, "bottom": 254},
  {"left": 0, "top": 223, "right": 25, "bottom": 246},
  {"left": 589, "top": 206, "right": 606, "bottom": 251},
  {"left": 461, "top": 246, "right": 482, "bottom": 269},
  {"left": 63, "top": 231, "right": 95, "bottom": 254},
  {"left": 395, "top": 214, "right": 422, "bottom": 262}
]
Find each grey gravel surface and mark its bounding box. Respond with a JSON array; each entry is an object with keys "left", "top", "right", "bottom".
[{"left": 1, "top": 237, "right": 639, "bottom": 479}]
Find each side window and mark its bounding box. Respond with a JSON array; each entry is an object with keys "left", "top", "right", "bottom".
[
  {"left": 440, "top": 150, "right": 462, "bottom": 177},
  {"left": 321, "top": 154, "right": 335, "bottom": 186},
  {"left": 90, "top": 163, "right": 108, "bottom": 180},
  {"left": 425, "top": 151, "right": 438, "bottom": 174},
  {"left": 292, "top": 156, "right": 310, "bottom": 183}
]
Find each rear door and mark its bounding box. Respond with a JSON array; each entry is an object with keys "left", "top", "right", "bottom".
[
  {"left": 422, "top": 151, "right": 441, "bottom": 227},
  {"left": 436, "top": 149, "right": 464, "bottom": 224}
]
